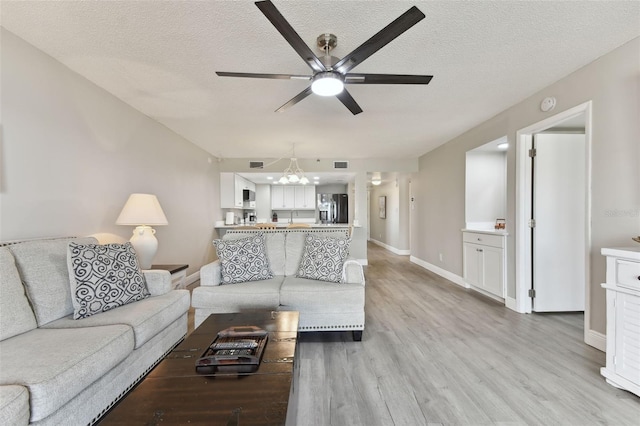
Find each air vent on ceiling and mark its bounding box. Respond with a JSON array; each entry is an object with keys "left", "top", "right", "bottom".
[
  {"left": 249, "top": 161, "right": 264, "bottom": 169},
  {"left": 333, "top": 161, "right": 349, "bottom": 169}
]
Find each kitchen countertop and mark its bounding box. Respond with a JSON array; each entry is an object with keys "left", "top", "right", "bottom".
[{"left": 215, "top": 223, "right": 354, "bottom": 229}]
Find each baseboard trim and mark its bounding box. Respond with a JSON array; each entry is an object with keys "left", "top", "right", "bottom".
[
  {"left": 409, "top": 256, "right": 468, "bottom": 289},
  {"left": 185, "top": 271, "right": 200, "bottom": 286},
  {"left": 585, "top": 329, "right": 606, "bottom": 352},
  {"left": 369, "top": 239, "right": 410, "bottom": 255},
  {"left": 505, "top": 296, "right": 520, "bottom": 312}
]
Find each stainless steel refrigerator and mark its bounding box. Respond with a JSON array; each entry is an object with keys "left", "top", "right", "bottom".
[{"left": 318, "top": 193, "right": 349, "bottom": 224}]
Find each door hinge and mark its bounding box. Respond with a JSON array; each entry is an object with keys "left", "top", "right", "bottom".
[
  {"left": 528, "top": 219, "right": 536, "bottom": 228},
  {"left": 528, "top": 289, "right": 536, "bottom": 298},
  {"left": 529, "top": 148, "right": 537, "bottom": 157}
]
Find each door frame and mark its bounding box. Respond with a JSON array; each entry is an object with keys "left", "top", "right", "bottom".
[{"left": 515, "top": 101, "right": 597, "bottom": 347}]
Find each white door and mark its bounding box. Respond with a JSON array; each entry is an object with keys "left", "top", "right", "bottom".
[{"left": 532, "top": 133, "right": 586, "bottom": 312}]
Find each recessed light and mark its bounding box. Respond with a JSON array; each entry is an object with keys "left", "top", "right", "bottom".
[
  {"left": 497, "top": 143, "right": 509, "bottom": 150},
  {"left": 267, "top": 176, "right": 273, "bottom": 180},
  {"left": 313, "top": 176, "right": 320, "bottom": 180}
]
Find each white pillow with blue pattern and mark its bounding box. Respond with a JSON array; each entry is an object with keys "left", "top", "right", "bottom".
[
  {"left": 296, "top": 233, "right": 351, "bottom": 283},
  {"left": 214, "top": 233, "right": 274, "bottom": 284},
  {"left": 67, "top": 242, "right": 150, "bottom": 319}
]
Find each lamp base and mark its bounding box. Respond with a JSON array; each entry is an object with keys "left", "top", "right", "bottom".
[{"left": 129, "top": 226, "right": 158, "bottom": 269}]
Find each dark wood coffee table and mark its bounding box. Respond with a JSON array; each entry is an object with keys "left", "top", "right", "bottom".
[{"left": 99, "top": 311, "right": 299, "bottom": 425}]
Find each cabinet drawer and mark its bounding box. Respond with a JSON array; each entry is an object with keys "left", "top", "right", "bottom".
[
  {"left": 463, "top": 232, "right": 504, "bottom": 248},
  {"left": 616, "top": 259, "right": 640, "bottom": 291}
]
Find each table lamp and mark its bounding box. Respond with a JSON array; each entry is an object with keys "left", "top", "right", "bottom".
[{"left": 115, "top": 193, "right": 168, "bottom": 269}]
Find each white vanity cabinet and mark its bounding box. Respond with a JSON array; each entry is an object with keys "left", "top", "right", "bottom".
[
  {"left": 601, "top": 247, "right": 640, "bottom": 397},
  {"left": 463, "top": 231, "right": 507, "bottom": 299}
]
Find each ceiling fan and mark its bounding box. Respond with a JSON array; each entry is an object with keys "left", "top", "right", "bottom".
[{"left": 216, "top": 0, "right": 433, "bottom": 115}]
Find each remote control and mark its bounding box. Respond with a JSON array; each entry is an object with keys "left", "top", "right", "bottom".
[
  {"left": 212, "top": 340, "right": 258, "bottom": 350},
  {"left": 214, "top": 349, "right": 253, "bottom": 357}
]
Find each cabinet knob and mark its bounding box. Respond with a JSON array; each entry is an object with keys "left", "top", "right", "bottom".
[
  {"left": 477, "top": 238, "right": 482, "bottom": 241},
  {"left": 637, "top": 275, "right": 640, "bottom": 281}
]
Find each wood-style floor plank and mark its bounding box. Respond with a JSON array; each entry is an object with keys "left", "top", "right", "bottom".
[{"left": 293, "top": 243, "right": 640, "bottom": 425}]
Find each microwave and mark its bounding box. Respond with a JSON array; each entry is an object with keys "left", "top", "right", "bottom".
[{"left": 243, "top": 189, "right": 255, "bottom": 202}]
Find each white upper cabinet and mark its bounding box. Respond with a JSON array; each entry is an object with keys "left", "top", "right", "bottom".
[
  {"left": 271, "top": 185, "right": 313, "bottom": 210},
  {"left": 294, "top": 186, "right": 316, "bottom": 209},
  {"left": 220, "top": 173, "right": 255, "bottom": 208}
]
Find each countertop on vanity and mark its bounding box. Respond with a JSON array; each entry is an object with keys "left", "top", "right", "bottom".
[{"left": 461, "top": 228, "right": 509, "bottom": 236}]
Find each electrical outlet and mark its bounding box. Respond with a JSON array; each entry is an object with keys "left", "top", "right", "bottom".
[{"left": 439, "top": 253, "right": 443, "bottom": 262}]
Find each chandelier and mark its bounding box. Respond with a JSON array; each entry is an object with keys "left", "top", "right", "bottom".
[{"left": 279, "top": 145, "right": 309, "bottom": 185}]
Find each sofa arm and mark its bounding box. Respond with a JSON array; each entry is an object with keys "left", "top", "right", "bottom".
[
  {"left": 143, "top": 270, "right": 172, "bottom": 296},
  {"left": 342, "top": 260, "right": 365, "bottom": 285},
  {"left": 200, "top": 260, "right": 222, "bottom": 286}
]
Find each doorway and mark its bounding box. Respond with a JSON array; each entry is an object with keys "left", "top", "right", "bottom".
[{"left": 515, "top": 101, "right": 597, "bottom": 348}]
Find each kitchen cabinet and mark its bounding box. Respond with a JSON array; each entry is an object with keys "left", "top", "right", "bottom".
[
  {"left": 463, "top": 231, "right": 506, "bottom": 298},
  {"left": 271, "top": 185, "right": 295, "bottom": 209},
  {"left": 294, "top": 185, "right": 316, "bottom": 209},
  {"left": 601, "top": 247, "right": 640, "bottom": 397},
  {"left": 220, "top": 173, "right": 255, "bottom": 209}
]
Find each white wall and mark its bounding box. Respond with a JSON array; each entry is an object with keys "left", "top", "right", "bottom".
[
  {"left": 465, "top": 151, "right": 507, "bottom": 227},
  {"left": 369, "top": 174, "right": 411, "bottom": 253},
  {"left": 411, "top": 37, "right": 640, "bottom": 335},
  {"left": 0, "top": 29, "right": 221, "bottom": 276}
]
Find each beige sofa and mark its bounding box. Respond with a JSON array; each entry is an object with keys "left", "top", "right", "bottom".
[
  {"left": 191, "top": 229, "right": 366, "bottom": 341},
  {"left": 0, "top": 237, "right": 190, "bottom": 425}
]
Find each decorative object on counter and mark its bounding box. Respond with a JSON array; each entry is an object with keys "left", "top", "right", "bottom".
[
  {"left": 225, "top": 212, "right": 235, "bottom": 225},
  {"left": 278, "top": 144, "right": 309, "bottom": 185},
  {"left": 378, "top": 196, "right": 386, "bottom": 219},
  {"left": 495, "top": 218, "right": 506, "bottom": 230},
  {"left": 272, "top": 211, "right": 278, "bottom": 222},
  {"left": 115, "top": 193, "right": 168, "bottom": 269},
  {"left": 633, "top": 236, "right": 640, "bottom": 244}
]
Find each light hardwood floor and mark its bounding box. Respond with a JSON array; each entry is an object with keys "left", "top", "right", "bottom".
[{"left": 188, "top": 243, "right": 640, "bottom": 425}]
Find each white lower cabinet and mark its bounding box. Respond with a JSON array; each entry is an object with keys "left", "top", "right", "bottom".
[
  {"left": 601, "top": 247, "right": 640, "bottom": 397},
  {"left": 462, "top": 231, "right": 506, "bottom": 299}
]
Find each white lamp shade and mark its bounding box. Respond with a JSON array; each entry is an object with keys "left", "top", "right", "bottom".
[{"left": 116, "top": 194, "right": 168, "bottom": 226}]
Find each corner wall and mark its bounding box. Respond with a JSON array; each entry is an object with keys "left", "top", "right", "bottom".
[
  {"left": 411, "top": 37, "right": 640, "bottom": 337},
  {"left": 0, "top": 29, "right": 221, "bottom": 276}
]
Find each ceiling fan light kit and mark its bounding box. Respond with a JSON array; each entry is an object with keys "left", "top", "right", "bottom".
[
  {"left": 216, "top": 0, "right": 433, "bottom": 115},
  {"left": 311, "top": 72, "right": 344, "bottom": 96}
]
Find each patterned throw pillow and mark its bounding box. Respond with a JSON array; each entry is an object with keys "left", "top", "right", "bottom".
[
  {"left": 296, "top": 234, "right": 351, "bottom": 283},
  {"left": 67, "top": 242, "right": 150, "bottom": 319},
  {"left": 214, "top": 233, "right": 274, "bottom": 284}
]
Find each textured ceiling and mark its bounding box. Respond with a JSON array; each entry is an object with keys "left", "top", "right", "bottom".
[{"left": 2, "top": 1, "right": 639, "bottom": 160}]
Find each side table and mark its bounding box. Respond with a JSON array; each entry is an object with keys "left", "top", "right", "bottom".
[{"left": 151, "top": 264, "right": 188, "bottom": 289}]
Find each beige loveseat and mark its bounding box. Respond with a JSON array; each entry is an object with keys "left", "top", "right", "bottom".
[
  {"left": 191, "top": 229, "right": 366, "bottom": 341},
  {"left": 0, "top": 237, "right": 190, "bottom": 425}
]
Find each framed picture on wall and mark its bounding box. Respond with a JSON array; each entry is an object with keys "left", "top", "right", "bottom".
[{"left": 379, "top": 196, "right": 386, "bottom": 219}]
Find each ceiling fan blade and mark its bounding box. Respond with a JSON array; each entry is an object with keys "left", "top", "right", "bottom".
[
  {"left": 255, "top": 1, "right": 327, "bottom": 73},
  {"left": 336, "top": 89, "right": 363, "bottom": 115},
  {"left": 275, "top": 86, "right": 314, "bottom": 112},
  {"left": 216, "top": 71, "right": 310, "bottom": 80},
  {"left": 344, "top": 73, "right": 433, "bottom": 85},
  {"left": 333, "top": 6, "right": 425, "bottom": 74}
]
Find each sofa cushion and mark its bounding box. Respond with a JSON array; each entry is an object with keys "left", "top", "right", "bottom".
[
  {"left": 8, "top": 237, "right": 97, "bottom": 326},
  {"left": 191, "top": 277, "right": 283, "bottom": 312},
  {"left": 296, "top": 234, "right": 350, "bottom": 283},
  {"left": 214, "top": 234, "right": 274, "bottom": 284},
  {"left": 0, "top": 385, "right": 30, "bottom": 426},
  {"left": 67, "top": 242, "right": 150, "bottom": 319},
  {"left": 224, "top": 232, "right": 285, "bottom": 276},
  {"left": 0, "top": 247, "right": 37, "bottom": 341},
  {"left": 43, "top": 289, "right": 190, "bottom": 349},
  {"left": 280, "top": 276, "right": 365, "bottom": 313},
  {"left": 0, "top": 325, "right": 134, "bottom": 422}
]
